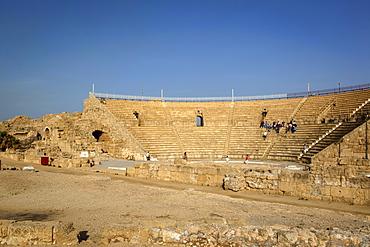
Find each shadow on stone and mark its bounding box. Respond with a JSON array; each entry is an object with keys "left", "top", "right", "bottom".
[
  {"left": 0, "top": 212, "right": 51, "bottom": 221},
  {"left": 77, "top": 230, "right": 89, "bottom": 243}
]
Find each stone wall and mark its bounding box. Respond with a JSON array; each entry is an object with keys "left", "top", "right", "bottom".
[
  {"left": 83, "top": 95, "right": 146, "bottom": 159},
  {"left": 100, "top": 222, "right": 370, "bottom": 246},
  {"left": 0, "top": 95, "right": 148, "bottom": 167},
  {"left": 312, "top": 120, "right": 370, "bottom": 169},
  {"left": 0, "top": 220, "right": 75, "bottom": 245},
  {"left": 1, "top": 219, "right": 368, "bottom": 246},
  {"left": 126, "top": 162, "right": 370, "bottom": 205},
  {"left": 126, "top": 162, "right": 233, "bottom": 187}
]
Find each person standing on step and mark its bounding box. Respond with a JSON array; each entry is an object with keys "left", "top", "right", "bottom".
[
  {"left": 302, "top": 144, "right": 307, "bottom": 154},
  {"left": 244, "top": 154, "right": 249, "bottom": 164},
  {"left": 263, "top": 131, "right": 267, "bottom": 140},
  {"left": 146, "top": 151, "right": 150, "bottom": 161}
]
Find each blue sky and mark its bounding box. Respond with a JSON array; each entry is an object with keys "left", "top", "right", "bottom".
[{"left": 1, "top": 0, "right": 369, "bottom": 120}]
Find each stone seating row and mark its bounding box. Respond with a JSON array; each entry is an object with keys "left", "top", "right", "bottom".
[{"left": 101, "top": 89, "right": 370, "bottom": 161}]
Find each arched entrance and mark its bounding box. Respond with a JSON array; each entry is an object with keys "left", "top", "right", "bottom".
[
  {"left": 196, "top": 115, "right": 204, "bottom": 127},
  {"left": 44, "top": 127, "right": 51, "bottom": 140},
  {"left": 92, "top": 130, "right": 104, "bottom": 142}
]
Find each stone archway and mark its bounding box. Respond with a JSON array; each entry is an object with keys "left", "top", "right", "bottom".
[
  {"left": 196, "top": 115, "right": 204, "bottom": 127},
  {"left": 92, "top": 130, "right": 104, "bottom": 142},
  {"left": 196, "top": 110, "right": 204, "bottom": 127},
  {"left": 44, "top": 128, "right": 51, "bottom": 139}
]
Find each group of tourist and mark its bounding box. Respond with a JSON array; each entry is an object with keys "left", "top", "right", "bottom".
[{"left": 260, "top": 120, "right": 297, "bottom": 134}]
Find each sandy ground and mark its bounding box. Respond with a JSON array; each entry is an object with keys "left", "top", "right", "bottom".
[{"left": 0, "top": 157, "right": 369, "bottom": 245}]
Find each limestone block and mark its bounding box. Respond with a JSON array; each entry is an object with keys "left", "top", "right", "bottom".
[
  {"left": 343, "top": 167, "right": 355, "bottom": 177},
  {"left": 174, "top": 158, "right": 186, "bottom": 164},
  {"left": 125, "top": 167, "right": 135, "bottom": 176},
  {"left": 220, "top": 167, "right": 238, "bottom": 176},
  {"left": 157, "top": 169, "right": 171, "bottom": 180},
  {"left": 206, "top": 174, "right": 222, "bottom": 187},
  {"left": 326, "top": 167, "right": 346, "bottom": 177},
  {"left": 358, "top": 159, "right": 370, "bottom": 168},
  {"left": 265, "top": 173, "right": 279, "bottom": 180},
  {"left": 295, "top": 183, "right": 312, "bottom": 194},
  {"left": 347, "top": 177, "right": 370, "bottom": 188},
  {"left": 330, "top": 186, "right": 355, "bottom": 200},
  {"left": 177, "top": 172, "right": 191, "bottom": 183},
  {"left": 244, "top": 176, "right": 257, "bottom": 182},
  {"left": 169, "top": 171, "right": 180, "bottom": 181},
  {"left": 363, "top": 188, "right": 370, "bottom": 202},
  {"left": 353, "top": 189, "right": 366, "bottom": 204},
  {"left": 276, "top": 229, "right": 299, "bottom": 245},
  {"left": 320, "top": 186, "right": 331, "bottom": 197},
  {"left": 189, "top": 173, "right": 198, "bottom": 184},
  {"left": 323, "top": 177, "right": 341, "bottom": 186},
  {"left": 101, "top": 223, "right": 150, "bottom": 244},
  {"left": 54, "top": 221, "right": 75, "bottom": 244},
  {"left": 292, "top": 172, "right": 312, "bottom": 183},
  {"left": 169, "top": 165, "right": 181, "bottom": 172},
  {"left": 223, "top": 174, "right": 246, "bottom": 191},
  {"left": 279, "top": 170, "right": 293, "bottom": 182},
  {"left": 278, "top": 181, "right": 294, "bottom": 193},
  {"left": 201, "top": 167, "right": 218, "bottom": 176},
  {"left": 137, "top": 168, "right": 149, "bottom": 178},
  {"left": 0, "top": 220, "right": 75, "bottom": 246}
]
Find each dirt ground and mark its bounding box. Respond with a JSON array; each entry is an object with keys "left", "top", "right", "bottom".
[{"left": 0, "top": 157, "right": 369, "bottom": 245}]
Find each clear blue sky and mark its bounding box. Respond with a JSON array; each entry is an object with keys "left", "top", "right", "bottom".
[{"left": 1, "top": 0, "right": 369, "bottom": 120}]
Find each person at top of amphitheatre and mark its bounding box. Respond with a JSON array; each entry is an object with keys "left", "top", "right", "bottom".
[{"left": 183, "top": 152, "right": 187, "bottom": 160}]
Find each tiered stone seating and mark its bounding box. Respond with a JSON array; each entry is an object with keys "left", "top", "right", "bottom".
[
  {"left": 227, "top": 126, "right": 271, "bottom": 159},
  {"left": 325, "top": 90, "right": 370, "bottom": 121},
  {"left": 293, "top": 96, "right": 334, "bottom": 124},
  {"left": 259, "top": 98, "right": 302, "bottom": 124},
  {"left": 126, "top": 126, "right": 181, "bottom": 160},
  {"left": 301, "top": 121, "right": 363, "bottom": 162},
  {"left": 98, "top": 88, "right": 370, "bottom": 162},
  {"left": 166, "top": 102, "right": 232, "bottom": 126},
  {"left": 267, "top": 123, "right": 337, "bottom": 161},
  {"left": 104, "top": 100, "right": 141, "bottom": 126},
  {"left": 177, "top": 126, "right": 229, "bottom": 159}
]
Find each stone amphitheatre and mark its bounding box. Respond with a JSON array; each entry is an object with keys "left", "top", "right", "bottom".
[{"left": 0, "top": 84, "right": 370, "bottom": 246}]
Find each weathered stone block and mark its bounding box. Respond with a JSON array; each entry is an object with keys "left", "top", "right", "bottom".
[
  {"left": 300, "top": 183, "right": 313, "bottom": 194},
  {"left": 279, "top": 181, "right": 296, "bottom": 192},
  {"left": 157, "top": 169, "right": 171, "bottom": 180},
  {"left": 125, "top": 167, "right": 135, "bottom": 176},
  {"left": 323, "top": 177, "right": 342, "bottom": 186},
  {"left": 331, "top": 186, "right": 355, "bottom": 200}
]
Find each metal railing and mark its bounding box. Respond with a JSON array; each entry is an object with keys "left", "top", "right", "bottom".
[
  {"left": 91, "top": 83, "right": 369, "bottom": 102},
  {"left": 287, "top": 83, "right": 370, "bottom": 98},
  {"left": 92, "top": 92, "right": 288, "bottom": 102}
]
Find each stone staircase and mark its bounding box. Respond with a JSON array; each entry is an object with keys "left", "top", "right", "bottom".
[
  {"left": 96, "top": 89, "right": 370, "bottom": 162},
  {"left": 300, "top": 121, "right": 364, "bottom": 163},
  {"left": 126, "top": 126, "right": 181, "bottom": 160}
]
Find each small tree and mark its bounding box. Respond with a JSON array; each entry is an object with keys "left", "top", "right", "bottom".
[{"left": 0, "top": 131, "right": 21, "bottom": 151}]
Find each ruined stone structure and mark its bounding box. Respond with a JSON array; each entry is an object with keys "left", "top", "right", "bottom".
[
  {"left": 0, "top": 220, "right": 75, "bottom": 245},
  {"left": 1, "top": 87, "right": 370, "bottom": 245},
  {"left": 0, "top": 88, "right": 369, "bottom": 205},
  {"left": 1, "top": 219, "right": 369, "bottom": 246}
]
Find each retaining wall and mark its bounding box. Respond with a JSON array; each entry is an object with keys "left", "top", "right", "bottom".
[
  {"left": 126, "top": 162, "right": 370, "bottom": 205},
  {"left": 0, "top": 220, "right": 75, "bottom": 245}
]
